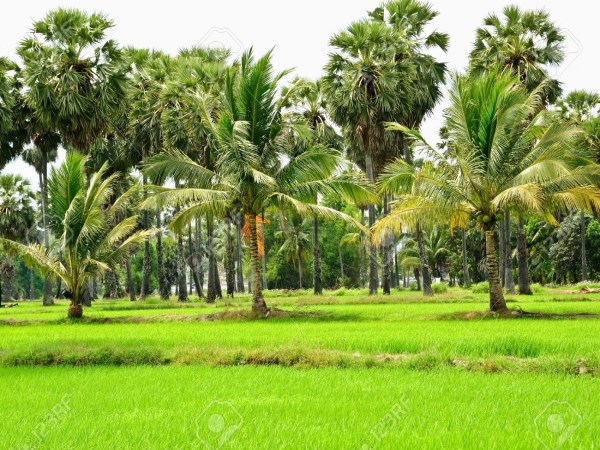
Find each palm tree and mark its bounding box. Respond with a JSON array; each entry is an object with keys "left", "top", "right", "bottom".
[
  {"left": 1, "top": 153, "right": 155, "bottom": 317},
  {"left": 143, "top": 50, "right": 373, "bottom": 314},
  {"left": 377, "top": 70, "right": 600, "bottom": 312},
  {"left": 21, "top": 135, "right": 60, "bottom": 305},
  {"left": 18, "top": 9, "right": 127, "bottom": 154},
  {"left": 324, "top": 20, "right": 400, "bottom": 295},
  {"left": 470, "top": 5, "right": 566, "bottom": 294},
  {"left": 0, "top": 58, "right": 28, "bottom": 170},
  {"left": 276, "top": 217, "right": 311, "bottom": 289},
  {"left": 0, "top": 175, "right": 36, "bottom": 302},
  {"left": 556, "top": 90, "right": 600, "bottom": 282},
  {"left": 282, "top": 77, "right": 342, "bottom": 295},
  {"left": 470, "top": 5, "right": 564, "bottom": 98}
]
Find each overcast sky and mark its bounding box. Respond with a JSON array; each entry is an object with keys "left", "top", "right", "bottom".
[{"left": 1, "top": 0, "right": 598, "bottom": 186}]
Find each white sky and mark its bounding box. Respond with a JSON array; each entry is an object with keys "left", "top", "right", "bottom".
[{"left": 1, "top": 0, "right": 598, "bottom": 186}]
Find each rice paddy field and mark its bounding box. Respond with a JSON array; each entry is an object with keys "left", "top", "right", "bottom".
[{"left": 1, "top": 288, "right": 599, "bottom": 449}]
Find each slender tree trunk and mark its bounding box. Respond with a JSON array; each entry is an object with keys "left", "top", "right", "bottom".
[
  {"left": 359, "top": 208, "right": 366, "bottom": 289},
  {"left": 177, "top": 228, "right": 188, "bottom": 302},
  {"left": 261, "top": 212, "right": 267, "bottom": 290},
  {"left": 581, "top": 211, "right": 588, "bottom": 281},
  {"left": 485, "top": 229, "right": 507, "bottom": 312},
  {"left": 206, "top": 214, "right": 216, "bottom": 303},
  {"left": 156, "top": 211, "right": 169, "bottom": 300},
  {"left": 249, "top": 214, "right": 268, "bottom": 314},
  {"left": 339, "top": 245, "right": 345, "bottom": 286},
  {"left": 297, "top": 254, "right": 303, "bottom": 289},
  {"left": 214, "top": 256, "right": 222, "bottom": 299},
  {"left": 461, "top": 228, "right": 471, "bottom": 288},
  {"left": 140, "top": 221, "right": 151, "bottom": 299},
  {"left": 381, "top": 196, "right": 392, "bottom": 295},
  {"left": 55, "top": 277, "right": 63, "bottom": 299},
  {"left": 365, "top": 153, "right": 379, "bottom": 295},
  {"left": 196, "top": 218, "right": 204, "bottom": 298},
  {"left": 28, "top": 268, "right": 34, "bottom": 300},
  {"left": 40, "top": 161, "right": 54, "bottom": 306},
  {"left": 125, "top": 259, "right": 136, "bottom": 301},
  {"left": 226, "top": 220, "right": 235, "bottom": 298},
  {"left": 416, "top": 224, "right": 433, "bottom": 296},
  {"left": 504, "top": 212, "right": 515, "bottom": 294},
  {"left": 517, "top": 214, "right": 532, "bottom": 295},
  {"left": 104, "top": 271, "right": 119, "bottom": 299},
  {"left": 414, "top": 268, "right": 421, "bottom": 291},
  {"left": 393, "top": 237, "right": 399, "bottom": 288},
  {"left": 312, "top": 216, "right": 322, "bottom": 295},
  {"left": 236, "top": 214, "right": 245, "bottom": 293},
  {"left": 498, "top": 222, "right": 505, "bottom": 288},
  {"left": 187, "top": 224, "right": 202, "bottom": 298}
]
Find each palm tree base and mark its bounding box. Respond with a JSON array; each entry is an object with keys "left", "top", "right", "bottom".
[{"left": 68, "top": 302, "right": 83, "bottom": 319}]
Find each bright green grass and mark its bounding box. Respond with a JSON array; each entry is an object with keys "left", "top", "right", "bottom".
[
  {"left": 1, "top": 290, "right": 599, "bottom": 448},
  {"left": 1, "top": 366, "right": 598, "bottom": 449}
]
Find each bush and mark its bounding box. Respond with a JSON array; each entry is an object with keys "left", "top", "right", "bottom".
[
  {"left": 408, "top": 281, "right": 419, "bottom": 291},
  {"left": 529, "top": 283, "right": 545, "bottom": 294},
  {"left": 431, "top": 282, "right": 448, "bottom": 294},
  {"left": 471, "top": 282, "right": 490, "bottom": 294}
]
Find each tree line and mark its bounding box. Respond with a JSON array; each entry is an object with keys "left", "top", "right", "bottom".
[{"left": 1, "top": 2, "right": 600, "bottom": 317}]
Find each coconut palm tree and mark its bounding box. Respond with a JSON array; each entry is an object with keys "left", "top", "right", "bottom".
[
  {"left": 470, "top": 5, "right": 566, "bottom": 294},
  {"left": 18, "top": 9, "right": 127, "bottom": 154},
  {"left": 0, "top": 152, "right": 155, "bottom": 317},
  {"left": 377, "top": 70, "right": 600, "bottom": 312},
  {"left": 143, "top": 50, "right": 373, "bottom": 314},
  {"left": 0, "top": 175, "right": 36, "bottom": 302},
  {"left": 276, "top": 217, "right": 311, "bottom": 289}
]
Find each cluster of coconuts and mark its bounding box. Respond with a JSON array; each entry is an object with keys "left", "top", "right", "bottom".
[{"left": 475, "top": 210, "right": 504, "bottom": 225}]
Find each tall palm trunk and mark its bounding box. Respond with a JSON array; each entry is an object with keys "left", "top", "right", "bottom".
[
  {"left": 140, "top": 212, "right": 151, "bottom": 299},
  {"left": 187, "top": 224, "right": 202, "bottom": 298},
  {"left": 297, "top": 254, "right": 303, "bottom": 289},
  {"left": 581, "top": 211, "right": 588, "bottom": 281},
  {"left": 416, "top": 224, "right": 433, "bottom": 296},
  {"left": 156, "top": 211, "right": 169, "bottom": 300},
  {"left": 249, "top": 213, "right": 268, "bottom": 314},
  {"left": 517, "top": 214, "right": 532, "bottom": 295},
  {"left": 381, "top": 196, "right": 392, "bottom": 295},
  {"left": 40, "top": 156, "right": 54, "bottom": 305},
  {"left": 338, "top": 244, "right": 345, "bottom": 286},
  {"left": 261, "top": 212, "right": 267, "bottom": 290},
  {"left": 359, "top": 208, "right": 366, "bottom": 289},
  {"left": 312, "top": 216, "right": 322, "bottom": 295},
  {"left": 177, "top": 229, "right": 187, "bottom": 302},
  {"left": 55, "top": 277, "right": 63, "bottom": 299},
  {"left": 206, "top": 214, "right": 216, "bottom": 303},
  {"left": 225, "top": 220, "right": 235, "bottom": 298},
  {"left": 29, "top": 269, "right": 35, "bottom": 300},
  {"left": 504, "top": 212, "right": 515, "bottom": 294},
  {"left": 461, "top": 229, "right": 471, "bottom": 288},
  {"left": 126, "top": 259, "right": 136, "bottom": 301},
  {"left": 485, "top": 229, "right": 507, "bottom": 312},
  {"left": 365, "top": 153, "right": 378, "bottom": 295},
  {"left": 236, "top": 217, "right": 244, "bottom": 293},
  {"left": 498, "top": 222, "right": 505, "bottom": 288},
  {"left": 196, "top": 218, "right": 204, "bottom": 297}
]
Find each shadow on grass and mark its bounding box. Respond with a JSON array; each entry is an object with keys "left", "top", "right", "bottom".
[{"left": 437, "top": 307, "right": 600, "bottom": 321}]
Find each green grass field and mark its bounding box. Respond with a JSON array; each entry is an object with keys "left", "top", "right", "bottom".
[{"left": 1, "top": 288, "right": 598, "bottom": 449}]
